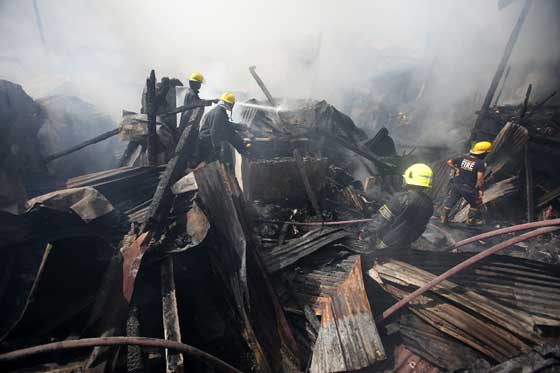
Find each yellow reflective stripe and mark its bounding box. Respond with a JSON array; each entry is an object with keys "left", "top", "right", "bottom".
[
  {"left": 379, "top": 204, "right": 393, "bottom": 220},
  {"left": 377, "top": 240, "right": 388, "bottom": 249}
]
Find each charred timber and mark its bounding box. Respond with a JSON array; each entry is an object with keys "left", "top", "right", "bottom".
[
  {"left": 147, "top": 70, "right": 158, "bottom": 166},
  {"left": 469, "top": 0, "right": 534, "bottom": 144},
  {"left": 44, "top": 128, "right": 120, "bottom": 163}
]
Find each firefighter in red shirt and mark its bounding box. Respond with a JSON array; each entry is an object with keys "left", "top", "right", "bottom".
[{"left": 440, "top": 141, "right": 492, "bottom": 225}]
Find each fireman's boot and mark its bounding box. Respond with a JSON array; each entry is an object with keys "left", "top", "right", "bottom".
[
  {"left": 467, "top": 208, "right": 483, "bottom": 225},
  {"left": 440, "top": 207, "right": 451, "bottom": 225}
]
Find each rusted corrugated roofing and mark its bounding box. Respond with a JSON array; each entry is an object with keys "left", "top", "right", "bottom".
[
  {"left": 383, "top": 251, "right": 560, "bottom": 327},
  {"left": 277, "top": 252, "right": 386, "bottom": 372}
]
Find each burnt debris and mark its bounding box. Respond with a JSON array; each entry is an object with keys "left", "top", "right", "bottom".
[{"left": 1, "top": 53, "right": 560, "bottom": 373}]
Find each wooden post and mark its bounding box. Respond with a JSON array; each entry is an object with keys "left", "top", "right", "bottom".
[
  {"left": 492, "top": 65, "right": 511, "bottom": 107},
  {"left": 248, "top": 65, "right": 277, "bottom": 107},
  {"left": 147, "top": 70, "right": 158, "bottom": 166},
  {"left": 468, "top": 0, "right": 533, "bottom": 144},
  {"left": 293, "top": 149, "right": 322, "bottom": 218},
  {"left": 126, "top": 303, "right": 145, "bottom": 373},
  {"left": 519, "top": 84, "right": 534, "bottom": 222},
  {"left": 519, "top": 84, "right": 532, "bottom": 122},
  {"left": 524, "top": 145, "right": 534, "bottom": 222},
  {"left": 161, "top": 256, "right": 184, "bottom": 373}
]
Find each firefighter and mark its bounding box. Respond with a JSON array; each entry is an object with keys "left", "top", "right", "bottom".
[
  {"left": 196, "top": 92, "right": 249, "bottom": 166},
  {"left": 440, "top": 141, "right": 492, "bottom": 225},
  {"left": 178, "top": 72, "right": 218, "bottom": 135},
  {"left": 360, "top": 163, "right": 434, "bottom": 250}
]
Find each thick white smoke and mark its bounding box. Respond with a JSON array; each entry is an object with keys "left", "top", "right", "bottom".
[{"left": 0, "top": 0, "right": 558, "bottom": 143}]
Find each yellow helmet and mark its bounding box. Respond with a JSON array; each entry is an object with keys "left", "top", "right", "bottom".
[
  {"left": 220, "top": 92, "right": 236, "bottom": 105},
  {"left": 189, "top": 72, "right": 205, "bottom": 83},
  {"left": 403, "top": 163, "right": 433, "bottom": 188},
  {"left": 470, "top": 141, "right": 492, "bottom": 155}
]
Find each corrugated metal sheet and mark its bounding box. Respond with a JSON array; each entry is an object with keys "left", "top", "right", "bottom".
[
  {"left": 310, "top": 256, "right": 386, "bottom": 372},
  {"left": 382, "top": 251, "right": 560, "bottom": 327},
  {"left": 65, "top": 166, "right": 164, "bottom": 223}
]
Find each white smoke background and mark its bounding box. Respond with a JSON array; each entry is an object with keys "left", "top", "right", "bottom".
[{"left": 1, "top": 0, "right": 559, "bottom": 146}]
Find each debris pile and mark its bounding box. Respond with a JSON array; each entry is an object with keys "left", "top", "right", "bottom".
[{"left": 1, "top": 66, "right": 560, "bottom": 372}]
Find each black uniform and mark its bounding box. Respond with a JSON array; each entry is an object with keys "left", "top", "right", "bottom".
[
  {"left": 363, "top": 191, "right": 433, "bottom": 249},
  {"left": 444, "top": 155, "right": 486, "bottom": 209},
  {"left": 197, "top": 104, "right": 247, "bottom": 164},
  {"left": 178, "top": 87, "right": 212, "bottom": 134}
]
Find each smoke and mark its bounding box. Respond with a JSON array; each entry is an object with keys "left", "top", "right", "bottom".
[{"left": 1, "top": 0, "right": 559, "bottom": 144}]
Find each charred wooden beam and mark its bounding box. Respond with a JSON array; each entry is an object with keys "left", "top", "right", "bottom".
[
  {"left": 524, "top": 145, "right": 534, "bottom": 222},
  {"left": 247, "top": 65, "right": 289, "bottom": 135},
  {"left": 161, "top": 256, "right": 184, "bottom": 373},
  {"left": 468, "top": 0, "right": 534, "bottom": 144},
  {"left": 249, "top": 65, "right": 276, "bottom": 107},
  {"left": 519, "top": 84, "right": 534, "bottom": 222},
  {"left": 317, "top": 129, "right": 395, "bottom": 170},
  {"left": 519, "top": 84, "right": 533, "bottom": 124},
  {"left": 126, "top": 303, "right": 145, "bottom": 373},
  {"left": 492, "top": 65, "right": 511, "bottom": 107},
  {"left": 293, "top": 149, "right": 322, "bottom": 217},
  {"left": 160, "top": 101, "right": 213, "bottom": 117},
  {"left": 143, "top": 122, "right": 198, "bottom": 232},
  {"left": 44, "top": 128, "right": 121, "bottom": 163},
  {"left": 147, "top": 70, "right": 158, "bottom": 166},
  {"left": 525, "top": 90, "right": 557, "bottom": 121}
]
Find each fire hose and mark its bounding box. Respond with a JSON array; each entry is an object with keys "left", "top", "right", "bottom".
[
  {"left": 449, "top": 218, "right": 560, "bottom": 250},
  {"left": 260, "top": 218, "right": 374, "bottom": 226},
  {"left": 377, "top": 225, "right": 560, "bottom": 323},
  {"left": 0, "top": 337, "right": 243, "bottom": 373}
]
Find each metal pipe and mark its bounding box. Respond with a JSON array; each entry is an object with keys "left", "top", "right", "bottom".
[
  {"left": 0, "top": 337, "right": 243, "bottom": 373},
  {"left": 377, "top": 225, "right": 560, "bottom": 323},
  {"left": 450, "top": 218, "right": 560, "bottom": 251}
]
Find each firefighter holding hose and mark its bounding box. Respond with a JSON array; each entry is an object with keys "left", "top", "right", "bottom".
[
  {"left": 196, "top": 92, "right": 250, "bottom": 167},
  {"left": 360, "top": 163, "right": 434, "bottom": 250},
  {"left": 440, "top": 141, "right": 492, "bottom": 225},
  {"left": 178, "top": 72, "right": 219, "bottom": 134}
]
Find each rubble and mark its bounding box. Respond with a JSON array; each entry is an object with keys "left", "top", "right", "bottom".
[{"left": 1, "top": 48, "right": 560, "bottom": 372}]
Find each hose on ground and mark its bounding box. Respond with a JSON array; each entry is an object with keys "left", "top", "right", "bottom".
[
  {"left": 377, "top": 225, "right": 560, "bottom": 323},
  {"left": 449, "top": 218, "right": 560, "bottom": 251},
  {"left": 0, "top": 336, "right": 243, "bottom": 373}
]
